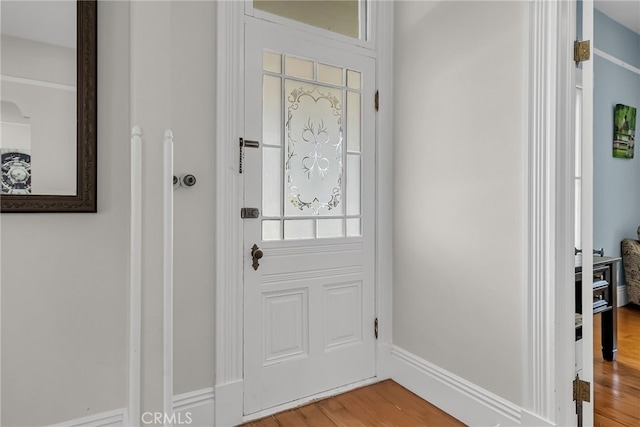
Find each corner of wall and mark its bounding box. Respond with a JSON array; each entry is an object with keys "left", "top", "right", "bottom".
[{"left": 389, "top": 345, "right": 554, "bottom": 427}]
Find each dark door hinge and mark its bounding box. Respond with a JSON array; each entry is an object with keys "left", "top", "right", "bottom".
[
  {"left": 374, "top": 317, "right": 379, "bottom": 339},
  {"left": 375, "top": 90, "right": 379, "bottom": 112}
]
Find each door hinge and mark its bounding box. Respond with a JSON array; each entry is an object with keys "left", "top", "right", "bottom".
[
  {"left": 374, "top": 317, "right": 379, "bottom": 339},
  {"left": 574, "top": 40, "right": 591, "bottom": 65},
  {"left": 573, "top": 374, "right": 590, "bottom": 427},
  {"left": 374, "top": 90, "right": 379, "bottom": 112},
  {"left": 239, "top": 138, "right": 260, "bottom": 174},
  {"left": 573, "top": 374, "right": 590, "bottom": 403}
]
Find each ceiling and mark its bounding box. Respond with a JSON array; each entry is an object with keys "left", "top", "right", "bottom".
[
  {"left": 1, "top": 1, "right": 76, "bottom": 49},
  {"left": 595, "top": 0, "right": 640, "bottom": 35},
  {"left": 0, "top": 1, "right": 637, "bottom": 50}
]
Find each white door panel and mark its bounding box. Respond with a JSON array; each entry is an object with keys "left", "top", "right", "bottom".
[{"left": 243, "top": 21, "right": 376, "bottom": 415}]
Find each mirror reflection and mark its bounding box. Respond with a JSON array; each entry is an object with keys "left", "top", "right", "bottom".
[{"left": 1, "top": 1, "right": 77, "bottom": 195}]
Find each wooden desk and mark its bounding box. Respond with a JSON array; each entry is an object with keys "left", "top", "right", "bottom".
[{"left": 575, "top": 256, "right": 621, "bottom": 361}]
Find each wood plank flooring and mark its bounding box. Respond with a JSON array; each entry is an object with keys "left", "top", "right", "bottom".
[
  {"left": 243, "top": 305, "right": 640, "bottom": 426},
  {"left": 594, "top": 304, "right": 640, "bottom": 427},
  {"left": 243, "top": 380, "right": 465, "bottom": 427}
]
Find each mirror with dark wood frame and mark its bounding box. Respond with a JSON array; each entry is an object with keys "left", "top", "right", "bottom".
[{"left": 1, "top": 0, "right": 96, "bottom": 213}]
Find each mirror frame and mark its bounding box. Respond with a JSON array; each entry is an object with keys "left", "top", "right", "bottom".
[{"left": 1, "top": 0, "right": 97, "bottom": 213}]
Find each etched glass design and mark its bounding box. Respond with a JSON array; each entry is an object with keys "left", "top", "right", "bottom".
[
  {"left": 261, "top": 51, "right": 363, "bottom": 240},
  {"left": 285, "top": 80, "right": 343, "bottom": 216}
]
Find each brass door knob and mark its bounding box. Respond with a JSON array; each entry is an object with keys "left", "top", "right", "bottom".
[{"left": 251, "top": 244, "right": 263, "bottom": 270}]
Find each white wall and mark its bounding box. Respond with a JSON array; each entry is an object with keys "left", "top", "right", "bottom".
[
  {"left": 1, "top": 1, "right": 217, "bottom": 425},
  {"left": 1, "top": 2, "right": 130, "bottom": 425},
  {"left": 170, "top": 0, "right": 216, "bottom": 397},
  {"left": 393, "top": 0, "right": 526, "bottom": 406},
  {"left": 593, "top": 10, "right": 640, "bottom": 274},
  {"left": 129, "top": 0, "right": 217, "bottom": 418}
]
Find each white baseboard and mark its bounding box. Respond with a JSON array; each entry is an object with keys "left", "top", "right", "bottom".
[
  {"left": 389, "top": 346, "right": 552, "bottom": 427},
  {"left": 215, "top": 380, "right": 244, "bottom": 427},
  {"left": 45, "top": 388, "right": 215, "bottom": 427},
  {"left": 173, "top": 388, "right": 215, "bottom": 427},
  {"left": 47, "top": 408, "right": 127, "bottom": 427},
  {"left": 618, "top": 285, "right": 629, "bottom": 307},
  {"left": 376, "top": 342, "right": 393, "bottom": 380}
]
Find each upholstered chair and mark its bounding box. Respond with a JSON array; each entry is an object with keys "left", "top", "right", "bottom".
[{"left": 621, "top": 229, "right": 640, "bottom": 305}]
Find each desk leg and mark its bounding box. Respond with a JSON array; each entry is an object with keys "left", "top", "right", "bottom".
[
  {"left": 601, "top": 310, "right": 616, "bottom": 361},
  {"left": 601, "top": 263, "right": 618, "bottom": 361}
]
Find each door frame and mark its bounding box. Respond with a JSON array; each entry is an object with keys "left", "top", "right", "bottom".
[
  {"left": 214, "top": 1, "right": 394, "bottom": 425},
  {"left": 525, "top": 1, "right": 586, "bottom": 425},
  {"left": 214, "top": 1, "right": 581, "bottom": 425}
]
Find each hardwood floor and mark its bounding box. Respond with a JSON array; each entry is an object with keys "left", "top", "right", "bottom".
[
  {"left": 242, "top": 306, "right": 640, "bottom": 426},
  {"left": 594, "top": 304, "right": 640, "bottom": 427},
  {"left": 243, "top": 380, "right": 465, "bottom": 427}
]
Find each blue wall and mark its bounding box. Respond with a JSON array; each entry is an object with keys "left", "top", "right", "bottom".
[{"left": 593, "top": 10, "right": 640, "bottom": 283}]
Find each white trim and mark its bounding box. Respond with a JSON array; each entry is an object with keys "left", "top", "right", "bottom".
[
  {"left": 47, "top": 409, "right": 127, "bottom": 427},
  {"left": 243, "top": 0, "right": 376, "bottom": 52},
  {"left": 215, "top": 1, "right": 244, "bottom": 395},
  {"left": 526, "top": 1, "right": 580, "bottom": 425},
  {"left": 0, "top": 188, "right": 2, "bottom": 427},
  {"left": 618, "top": 285, "right": 629, "bottom": 307},
  {"left": 173, "top": 388, "right": 215, "bottom": 427},
  {"left": 390, "top": 346, "right": 553, "bottom": 427},
  {"left": 173, "top": 388, "right": 215, "bottom": 412},
  {"left": 163, "top": 130, "right": 175, "bottom": 425},
  {"left": 580, "top": 4, "right": 596, "bottom": 425},
  {"left": 214, "top": 380, "right": 243, "bottom": 427},
  {"left": 129, "top": 126, "right": 143, "bottom": 427},
  {"left": 1, "top": 74, "right": 77, "bottom": 92},
  {"left": 374, "top": 0, "right": 394, "bottom": 360},
  {"left": 242, "top": 378, "right": 379, "bottom": 424},
  {"left": 594, "top": 48, "right": 640, "bottom": 76},
  {"left": 526, "top": 0, "right": 559, "bottom": 421}
]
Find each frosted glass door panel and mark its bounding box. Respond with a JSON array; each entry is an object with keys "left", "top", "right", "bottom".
[
  {"left": 285, "top": 79, "right": 344, "bottom": 217},
  {"left": 346, "top": 154, "right": 360, "bottom": 216},
  {"left": 261, "top": 50, "right": 364, "bottom": 241},
  {"left": 346, "top": 91, "right": 361, "bottom": 152},
  {"left": 284, "top": 219, "right": 315, "bottom": 240},
  {"left": 285, "top": 56, "right": 314, "bottom": 80},
  {"left": 317, "top": 63, "right": 343, "bottom": 86},
  {"left": 263, "top": 76, "right": 282, "bottom": 146},
  {"left": 263, "top": 51, "right": 282, "bottom": 73},
  {"left": 346, "top": 70, "right": 361, "bottom": 89},
  {"left": 263, "top": 146, "right": 282, "bottom": 217}
]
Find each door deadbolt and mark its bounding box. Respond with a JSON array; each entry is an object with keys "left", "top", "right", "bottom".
[{"left": 251, "top": 244, "right": 263, "bottom": 271}]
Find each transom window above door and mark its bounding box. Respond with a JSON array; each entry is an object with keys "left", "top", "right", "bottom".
[{"left": 252, "top": 0, "right": 366, "bottom": 40}]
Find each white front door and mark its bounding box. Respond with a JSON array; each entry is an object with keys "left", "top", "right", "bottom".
[{"left": 242, "top": 21, "right": 377, "bottom": 415}]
